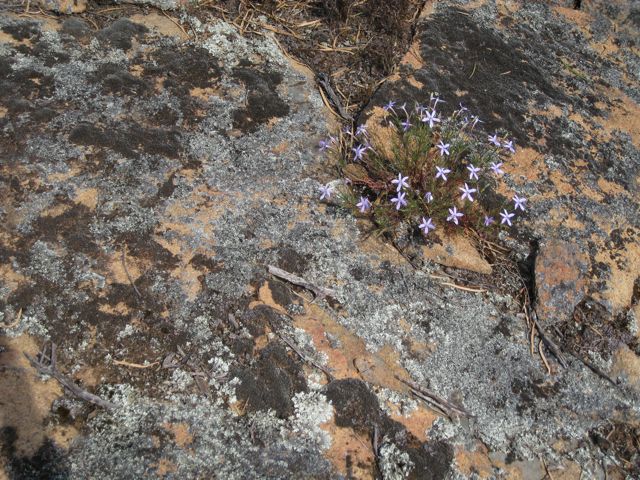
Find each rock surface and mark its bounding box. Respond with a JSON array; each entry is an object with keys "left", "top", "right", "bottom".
[
  {"left": 535, "top": 239, "right": 589, "bottom": 325},
  {"left": 39, "top": 0, "right": 87, "bottom": 14},
  {"left": 0, "top": 1, "right": 639, "bottom": 479}
]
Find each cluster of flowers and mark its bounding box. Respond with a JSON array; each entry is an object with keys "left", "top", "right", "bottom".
[{"left": 318, "top": 95, "right": 527, "bottom": 237}]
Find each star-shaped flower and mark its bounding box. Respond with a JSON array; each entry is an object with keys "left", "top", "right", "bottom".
[
  {"left": 421, "top": 109, "right": 441, "bottom": 128},
  {"left": 424, "top": 191, "right": 433, "bottom": 203},
  {"left": 430, "top": 93, "right": 444, "bottom": 108},
  {"left": 383, "top": 100, "right": 396, "bottom": 113},
  {"left": 490, "top": 162, "right": 504, "bottom": 175},
  {"left": 503, "top": 139, "right": 516, "bottom": 154},
  {"left": 436, "top": 140, "right": 450, "bottom": 157},
  {"left": 419, "top": 217, "right": 435, "bottom": 235},
  {"left": 355, "top": 124, "right": 368, "bottom": 137},
  {"left": 435, "top": 166, "right": 451, "bottom": 182},
  {"left": 319, "top": 184, "right": 333, "bottom": 200},
  {"left": 513, "top": 194, "right": 527, "bottom": 211},
  {"left": 391, "top": 173, "right": 410, "bottom": 191},
  {"left": 500, "top": 209, "right": 515, "bottom": 226},
  {"left": 459, "top": 183, "right": 477, "bottom": 202},
  {"left": 467, "top": 163, "right": 481, "bottom": 180},
  {"left": 356, "top": 196, "right": 371, "bottom": 213},
  {"left": 352, "top": 144, "right": 367, "bottom": 161},
  {"left": 401, "top": 119, "right": 413, "bottom": 132},
  {"left": 471, "top": 115, "right": 482, "bottom": 127},
  {"left": 484, "top": 216, "right": 495, "bottom": 227},
  {"left": 488, "top": 133, "right": 501, "bottom": 146},
  {"left": 318, "top": 139, "right": 331, "bottom": 152},
  {"left": 390, "top": 191, "right": 407, "bottom": 210},
  {"left": 447, "top": 207, "right": 464, "bottom": 225}
]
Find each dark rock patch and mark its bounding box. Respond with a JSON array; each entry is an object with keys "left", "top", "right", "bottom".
[
  {"left": 0, "top": 65, "right": 56, "bottom": 102},
  {"left": 30, "top": 40, "right": 71, "bottom": 68},
  {"left": 68, "top": 122, "right": 182, "bottom": 159},
  {"left": 1, "top": 22, "right": 40, "bottom": 41},
  {"left": 0, "top": 427, "right": 70, "bottom": 480},
  {"left": 407, "top": 440, "right": 454, "bottom": 480},
  {"left": 60, "top": 18, "right": 93, "bottom": 42},
  {"left": 30, "top": 202, "right": 98, "bottom": 256},
  {"left": 324, "top": 378, "right": 400, "bottom": 436},
  {"left": 239, "top": 305, "right": 287, "bottom": 338},
  {"left": 267, "top": 279, "right": 298, "bottom": 309},
  {"left": 145, "top": 46, "right": 221, "bottom": 89},
  {"left": 276, "top": 246, "right": 310, "bottom": 276},
  {"left": 232, "top": 341, "right": 307, "bottom": 418},
  {"left": 409, "top": 8, "right": 569, "bottom": 147},
  {"left": 90, "top": 63, "right": 150, "bottom": 96},
  {"left": 95, "top": 19, "right": 148, "bottom": 51},
  {"left": 231, "top": 67, "right": 290, "bottom": 132},
  {"left": 189, "top": 253, "right": 223, "bottom": 273}
]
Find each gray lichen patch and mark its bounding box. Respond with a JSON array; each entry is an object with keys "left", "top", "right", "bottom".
[{"left": 1, "top": 3, "right": 640, "bottom": 479}]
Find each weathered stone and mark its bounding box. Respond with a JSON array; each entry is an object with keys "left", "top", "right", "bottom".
[
  {"left": 39, "top": 0, "right": 86, "bottom": 14},
  {"left": 535, "top": 239, "right": 589, "bottom": 324},
  {"left": 1, "top": 1, "right": 639, "bottom": 478},
  {"left": 420, "top": 234, "right": 493, "bottom": 275},
  {"left": 365, "top": 0, "right": 640, "bottom": 316}
]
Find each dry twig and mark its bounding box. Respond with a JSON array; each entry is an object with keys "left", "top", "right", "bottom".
[
  {"left": 268, "top": 265, "right": 336, "bottom": 300},
  {"left": 439, "top": 282, "right": 486, "bottom": 293},
  {"left": 25, "top": 343, "right": 117, "bottom": 410},
  {"left": 121, "top": 245, "right": 142, "bottom": 300},
  {"left": 395, "top": 375, "right": 471, "bottom": 418},
  {"left": 531, "top": 309, "right": 567, "bottom": 368},
  {"left": 114, "top": 359, "right": 159, "bottom": 369},
  {"left": 278, "top": 333, "right": 335, "bottom": 381}
]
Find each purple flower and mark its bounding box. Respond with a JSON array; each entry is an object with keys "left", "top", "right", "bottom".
[
  {"left": 356, "top": 124, "right": 368, "bottom": 137},
  {"left": 390, "top": 191, "right": 408, "bottom": 210},
  {"left": 421, "top": 109, "right": 441, "bottom": 129},
  {"left": 447, "top": 207, "right": 464, "bottom": 225},
  {"left": 435, "top": 166, "right": 451, "bottom": 182},
  {"left": 490, "top": 162, "right": 504, "bottom": 175},
  {"left": 430, "top": 93, "right": 444, "bottom": 108},
  {"left": 383, "top": 100, "right": 396, "bottom": 113},
  {"left": 391, "top": 173, "right": 410, "bottom": 192},
  {"left": 319, "top": 184, "right": 333, "bottom": 200},
  {"left": 424, "top": 191, "right": 433, "bottom": 203},
  {"left": 500, "top": 209, "right": 515, "bottom": 226},
  {"left": 401, "top": 119, "right": 413, "bottom": 132},
  {"left": 419, "top": 217, "right": 435, "bottom": 235},
  {"left": 459, "top": 183, "right": 477, "bottom": 202},
  {"left": 318, "top": 139, "right": 331, "bottom": 152},
  {"left": 513, "top": 194, "right": 527, "bottom": 211},
  {"left": 503, "top": 140, "right": 515, "bottom": 154},
  {"left": 352, "top": 144, "right": 367, "bottom": 161},
  {"left": 488, "top": 133, "right": 501, "bottom": 146},
  {"left": 467, "top": 164, "right": 481, "bottom": 180},
  {"left": 356, "top": 196, "right": 371, "bottom": 213},
  {"left": 471, "top": 115, "right": 482, "bottom": 127},
  {"left": 484, "top": 216, "right": 495, "bottom": 227},
  {"left": 458, "top": 102, "right": 469, "bottom": 113},
  {"left": 436, "top": 140, "right": 450, "bottom": 156}
]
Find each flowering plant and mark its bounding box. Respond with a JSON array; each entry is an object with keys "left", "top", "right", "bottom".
[{"left": 318, "top": 96, "right": 526, "bottom": 239}]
